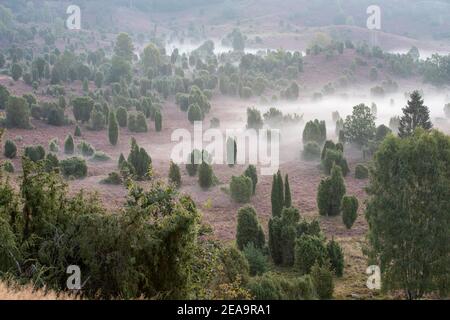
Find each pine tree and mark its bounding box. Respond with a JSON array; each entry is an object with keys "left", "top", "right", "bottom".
[
  {"left": 284, "top": 174, "right": 292, "bottom": 208},
  {"left": 399, "top": 91, "right": 432, "bottom": 138},
  {"left": 108, "top": 110, "right": 119, "bottom": 146}
]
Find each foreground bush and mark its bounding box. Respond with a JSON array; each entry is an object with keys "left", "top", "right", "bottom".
[
  {"left": 0, "top": 158, "right": 203, "bottom": 299},
  {"left": 311, "top": 262, "right": 334, "bottom": 299},
  {"left": 365, "top": 130, "right": 450, "bottom": 299},
  {"left": 243, "top": 243, "right": 267, "bottom": 276},
  {"left": 219, "top": 245, "right": 250, "bottom": 284}
]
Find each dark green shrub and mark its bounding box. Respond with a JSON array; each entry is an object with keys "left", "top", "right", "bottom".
[
  {"left": 48, "top": 138, "right": 59, "bottom": 153},
  {"left": 116, "top": 107, "right": 127, "bottom": 127},
  {"left": 89, "top": 107, "right": 106, "bottom": 131},
  {"left": 72, "top": 96, "right": 94, "bottom": 123},
  {"left": 219, "top": 245, "right": 250, "bottom": 283},
  {"left": 269, "top": 207, "right": 300, "bottom": 266},
  {"left": 270, "top": 171, "right": 284, "bottom": 217},
  {"left": 101, "top": 172, "right": 123, "bottom": 185},
  {"left": 284, "top": 174, "right": 292, "bottom": 208},
  {"left": 294, "top": 235, "right": 328, "bottom": 274},
  {"left": 321, "top": 140, "right": 336, "bottom": 160},
  {"left": 302, "top": 142, "right": 321, "bottom": 160},
  {"left": 92, "top": 151, "right": 111, "bottom": 162},
  {"left": 236, "top": 205, "right": 265, "bottom": 250},
  {"left": 60, "top": 157, "right": 88, "bottom": 178},
  {"left": 317, "top": 165, "right": 346, "bottom": 216},
  {"left": 243, "top": 243, "right": 267, "bottom": 276},
  {"left": 3, "top": 160, "right": 14, "bottom": 173},
  {"left": 0, "top": 84, "right": 10, "bottom": 109},
  {"left": 302, "top": 119, "right": 326, "bottom": 144},
  {"left": 375, "top": 124, "right": 391, "bottom": 141},
  {"left": 4, "top": 140, "right": 17, "bottom": 159},
  {"left": 154, "top": 110, "right": 162, "bottom": 132},
  {"left": 311, "top": 262, "right": 334, "bottom": 299},
  {"left": 127, "top": 138, "right": 151, "bottom": 180},
  {"left": 246, "top": 273, "right": 284, "bottom": 300},
  {"left": 31, "top": 105, "right": 42, "bottom": 120},
  {"left": 322, "top": 149, "right": 349, "bottom": 176},
  {"left": 188, "top": 103, "right": 203, "bottom": 123},
  {"left": 342, "top": 195, "right": 358, "bottom": 229},
  {"left": 77, "top": 141, "right": 95, "bottom": 157},
  {"left": 198, "top": 162, "right": 213, "bottom": 189},
  {"left": 6, "top": 96, "right": 31, "bottom": 129},
  {"left": 186, "top": 149, "right": 201, "bottom": 176},
  {"left": 176, "top": 93, "right": 189, "bottom": 111},
  {"left": 244, "top": 165, "right": 258, "bottom": 195},
  {"left": 64, "top": 134, "right": 74, "bottom": 154},
  {"left": 24, "top": 145, "right": 45, "bottom": 162},
  {"left": 74, "top": 125, "right": 82, "bottom": 137},
  {"left": 128, "top": 112, "right": 148, "bottom": 132},
  {"left": 246, "top": 273, "right": 316, "bottom": 300},
  {"left": 355, "top": 164, "right": 369, "bottom": 179},
  {"left": 246, "top": 107, "right": 263, "bottom": 130},
  {"left": 168, "top": 161, "right": 181, "bottom": 187},
  {"left": 230, "top": 175, "right": 253, "bottom": 203},
  {"left": 108, "top": 111, "right": 119, "bottom": 146},
  {"left": 45, "top": 153, "right": 59, "bottom": 172},
  {"left": 327, "top": 239, "right": 344, "bottom": 277}
]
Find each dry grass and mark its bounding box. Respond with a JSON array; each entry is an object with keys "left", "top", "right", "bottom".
[{"left": 0, "top": 282, "right": 77, "bottom": 300}]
